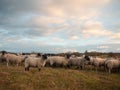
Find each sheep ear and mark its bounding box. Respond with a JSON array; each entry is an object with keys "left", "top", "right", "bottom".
[{"left": 37, "top": 53, "right": 41, "bottom": 57}]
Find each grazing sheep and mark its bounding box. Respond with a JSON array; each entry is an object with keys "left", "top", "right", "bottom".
[
  {"left": 68, "top": 56, "right": 82, "bottom": 69},
  {"left": 89, "top": 57, "right": 107, "bottom": 71},
  {"left": 1, "top": 51, "right": 27, "bottom": 66},
  {"left": 46, "top": 55, "right": 69, "bottom": 68},
  {"left": 24, "top": 54, "right": 47, "bottom": 71},
  {"left": 84, "top": 56, "right": 96, "bottom": 70},
  {"left": 105, "top": 59, "right": 120, "bottom": 74},
  {"left": 68, "top": 55, "right": 90, "bottom": 70}
]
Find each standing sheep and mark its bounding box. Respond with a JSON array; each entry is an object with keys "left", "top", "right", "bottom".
[
  {"left": 46, "top": 55, "right": 69, "bottom": 68},
  {"left": 1, "top": 51, "right": 27, "bottom": 66},
  {"left": 68, "top": 55, "right": 90, "bottom": 70},
  {"left": 89, "top": 57, "right": 107, "bottom": 71},
  {"left": 24, "top": 54, "right": 47, "bottom": 71},
  {"left": 105, "top": 59, "right": 120, "bottom": 74}
]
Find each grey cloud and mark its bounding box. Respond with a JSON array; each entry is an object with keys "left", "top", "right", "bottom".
[
  {"left": 0, "top": 0, "right": 41, "bottom": 14},
  {"left": 0, "top": 0, "right": 119, "bottom": 53},
  {"left": 26, "top": 28, "right": 48, "bottom": 37},
  {"left": 0, "top": 0, "right": 110, "bottom": 17},
  {"left": 0, "top": 0, "right": 55, "bottom": 16}
]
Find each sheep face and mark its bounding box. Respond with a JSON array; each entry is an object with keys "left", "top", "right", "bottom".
[
  {"left": 84, "top": 55, "right": 90, "bottom": 61},
  {"left": 1, "top": 51, "right": 7, "bottom": 55},
  {"left": 65, "top": 54, "right": 71, "bottom": 59},
  {"left": 42, "top": 54, "right": 47, "bottom": 60}
]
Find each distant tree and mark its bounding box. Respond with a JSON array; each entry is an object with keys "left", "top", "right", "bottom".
[
  {"left": 84, "top": 50, "right": 88, "bottom": 56},
  {"left": 72, "top": 52, "right": 81, "bottom": 56}
]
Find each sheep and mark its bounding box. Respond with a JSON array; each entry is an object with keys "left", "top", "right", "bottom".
[
  {"left": 24, "top": 54, "right": 47, "bottom": 71},
  {"left": 89, "top": 57, "right": 107, "bottom": 71},
  {"left": 0, "top": 53, "right": 6, "bottom": 63},
  {"left": 67, "top": 55, "right": 90, "bottom": 70},
  {"left": 105, "top": 59, "right": 120, "bottom": 74},
  {"left": 24, "top": 53, "right": 41, "bottom": 58},
  {"left": 84, "top": 56, "right": 96, "bottom": 70},
  {"left": 1, "top": 51, "right": 27, "bottom": 66},
  {"left": 68, "top": 56, "right": 82, "bottom": 69},
  {"left": 29, "top": 53, "right": 38, "bottom": 57},
  {"left": 46, "top": 55, "right": 69, "bottom": 68}
]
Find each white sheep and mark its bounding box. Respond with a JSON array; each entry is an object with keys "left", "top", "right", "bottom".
[
  {"left": 46, "top": 56, "right": 69, "bottom": 68},
  {"left": 68, "top": 57, "right": 82, "bottom": 69},
  {"left": 105, "top": 59, "right": 120, "bottom": 74},
  {"left": 68, "top": 55, "right": 90, "bottom": 70},
  {"left": 1, "top": 52, "right": 27, "bottom": 66},
  {"left": 29, "top": 53, "right": 37, "bottom": 57},
  {"left": 89, "top": 57, "right": 107, "bottom": 71},
  {"left": 24, "top": 54, "right": 47, "bottom": 71}
]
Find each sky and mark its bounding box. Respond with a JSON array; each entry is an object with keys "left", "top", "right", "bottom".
[{"left": 0, "top": 0, "right": 120, "bottom": 53}]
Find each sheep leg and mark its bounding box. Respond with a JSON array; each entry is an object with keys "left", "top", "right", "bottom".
[
  {"left": 64, "top": 65, "right": 67, "bottom": 69},
  {"left": 80, "top": 66, "right": 83, "bottom": 70},
  {"left": 117, "top": 68, "right": 120, "bottom": 73},
  {"left": 25, "top": 67, "right": 29, "bottom": 71},
  {"left": 6, "top": 59, "right": 9, "bottom": 67},
  {"left": 38, "top": 68, "right": 41, "bottom": 71},
  {"left": 99, "top": 66, "right": 101, "bottom": 71},
  {"left": 67, "top": 64, "right": 70, "bottom": 69},
  {"left": 95, "top": 66, "right": 98, "bottom": 72},
  {"left": 25, "top": 67, "right": 27, "bottom": 71},
  {"left": 7, "top": 62, "right": 9, "bottom": 67},
  {"left": 25, "top": 67, "right": 28, "bottom": 71},
  {"left": 7, "top": 61, "right": 9, "bottom": 67},
  {"left": 91, "top": 65, "right": 93, "bottom": 71},
  {"left": 27, "top": 67, "right": 29, "bottom": 71},
  {"left": 105, "top": 65, "right": 107, "bottom": 72},
  {"left": 118, "top": 67, "right": 120, "bottom": 73},
  {"left": 117, "top": 68, "right": 119, "bottom": 73},
  {"left": 93, "top": 65, "right": 95, "bottom": 71},
  {"left": 103, "top": 65, "right": 106, "bottom": 71},
  {"left": 108, "top": 68, "right": 111, "bottom": 74},
  {"left": 16, "top": 63, "right": 18, "bottom": 67}
]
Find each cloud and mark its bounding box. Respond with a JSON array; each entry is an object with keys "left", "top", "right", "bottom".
[
  {"left": 116, "top": 48, "right": 120, "bottom": 51},
  {"left": 81, "top": 21, "right": 120, "bottom": 43},
  {"left": 97, "top": 45, "right": 109, "bottom": 49},
  {"left": 45, "top": 0, "right": 110, "bottom": 17},
  {"left": 111, "top": 33, "right": 120, "bottom": 39},
  {"left": 29, "top": 15, "right": 65, "bottom": 27},
  {"left": 82, "top": 21, "right": 113, "bottom": 38},
  {"left": 69, "top": 35, "right": 79, "bottom": 40},
  {"left": 0, "top": 0, "right": 110, "bottom": 20},
  {"left": 0, "top": 0, "right": 119, "bottom": 53}
]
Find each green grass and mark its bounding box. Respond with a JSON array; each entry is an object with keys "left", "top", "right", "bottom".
[{"left": 0, "top": 64, "right": 120, "bottom": 90}]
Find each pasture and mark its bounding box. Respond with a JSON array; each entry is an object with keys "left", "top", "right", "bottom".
[{"left": 0, "top": 64, "right": 120, "bottom": 90}]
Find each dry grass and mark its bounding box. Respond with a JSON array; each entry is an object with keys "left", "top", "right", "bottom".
[{"left": 0, "top": 64, "right": 120, "bottom": 90}]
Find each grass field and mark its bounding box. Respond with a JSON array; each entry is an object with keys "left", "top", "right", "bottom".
[{"left": 0, "top": 64, "right": 120, "bottom": 90}]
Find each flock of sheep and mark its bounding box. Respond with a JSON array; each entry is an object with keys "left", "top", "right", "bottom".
[{"left": 0, "top": 51, "right": 120, "bottom": 74}]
